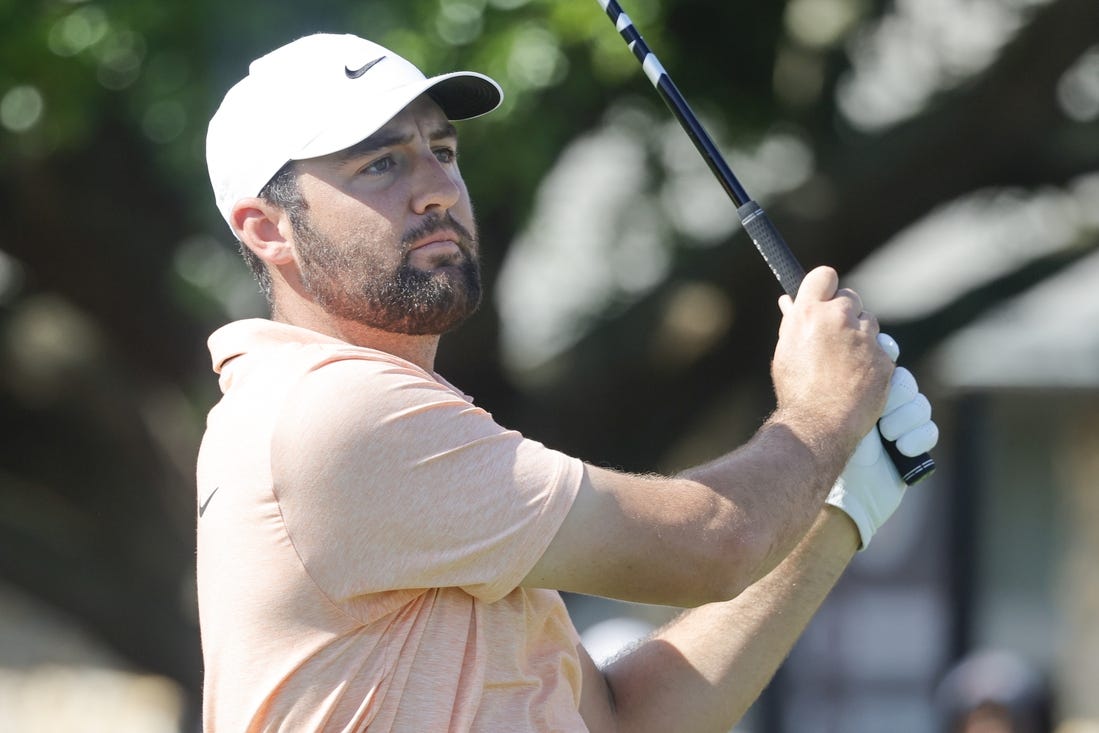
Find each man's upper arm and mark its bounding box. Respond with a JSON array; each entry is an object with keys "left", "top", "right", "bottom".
[
  {"left": 521, "top": 464, "right": 752, "bottom": 607},
  {"left": 271, "top": 357, "right": 582, "bottom": 604}
]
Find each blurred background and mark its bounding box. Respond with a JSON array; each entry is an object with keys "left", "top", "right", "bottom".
[{"left": 1, "top": 0, "right": 1097, "bottom": 730}]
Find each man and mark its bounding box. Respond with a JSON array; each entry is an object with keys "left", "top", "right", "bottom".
[{"left": 197, "top": 32, "right": 938, "bottom": 732}]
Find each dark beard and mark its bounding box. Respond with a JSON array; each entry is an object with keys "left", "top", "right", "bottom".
[{"left": 295, "top": 212, "right": 482, "bottom": 336}]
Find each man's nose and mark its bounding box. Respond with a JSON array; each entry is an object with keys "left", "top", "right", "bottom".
[{"left": 411, "top": 153, "right": 461, "bottom": 214}]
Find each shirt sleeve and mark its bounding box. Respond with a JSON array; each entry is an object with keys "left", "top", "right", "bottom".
[{"left": 270, "top": 354, "right": 583, "bottom": 607}]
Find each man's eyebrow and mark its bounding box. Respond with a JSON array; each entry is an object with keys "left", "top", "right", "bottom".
[
  {"left": 332, "top": 122, "right": 458, "bottom": 164},
  {"left": 429, "top": 122, "right": 458, "bottom": 141}
]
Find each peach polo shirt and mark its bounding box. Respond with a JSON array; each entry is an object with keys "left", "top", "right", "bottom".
[{"left": 196, "top": 319, "right": 585, "bottom": 731}]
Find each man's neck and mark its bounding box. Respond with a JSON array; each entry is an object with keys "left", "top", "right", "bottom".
[{"left": 270, "top": 302, "right": 440, "bottom": 373}]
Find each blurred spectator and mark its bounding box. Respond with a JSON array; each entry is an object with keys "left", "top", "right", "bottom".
[{"left": 935, "top": 649, "right": 1054, "bottom": 733}]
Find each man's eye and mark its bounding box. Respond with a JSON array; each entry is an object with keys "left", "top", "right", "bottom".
[
  {"left": 434, "top": 147, "right": 457, "bottom": 164},
  {"left": 362, "top": 156, "right": 394, "bottom": 175}
]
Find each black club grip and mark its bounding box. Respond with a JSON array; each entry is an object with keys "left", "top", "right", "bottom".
[
  {"left": 737, "top": 202, "right": 806, "bottom": 297},
  {"left": 736, "top": 201, "right": 936, "bottom": 486}
]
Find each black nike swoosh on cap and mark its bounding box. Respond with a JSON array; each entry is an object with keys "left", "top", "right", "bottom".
[{"left": 345, "top": 56, "right": 386, "bottom": 79}]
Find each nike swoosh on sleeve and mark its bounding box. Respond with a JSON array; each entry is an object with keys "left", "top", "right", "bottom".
[{"left": 199, "top": 486, "right": 220, "bottom": 517}]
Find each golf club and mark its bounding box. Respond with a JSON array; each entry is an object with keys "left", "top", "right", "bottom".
[{"left": 596, "top": 0, "right": 935, "bottom": 485}]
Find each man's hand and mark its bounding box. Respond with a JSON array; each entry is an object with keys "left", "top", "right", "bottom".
[
  {"left": 772, "top": 266, "right": 895, "bottom": 460},
  {"left": 825, "top": 341, "right": 940, "bottom": 548}
]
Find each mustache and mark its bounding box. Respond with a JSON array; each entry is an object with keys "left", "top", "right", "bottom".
[{"left": 401, "top": 212, "right": 477, "bottom": 252}]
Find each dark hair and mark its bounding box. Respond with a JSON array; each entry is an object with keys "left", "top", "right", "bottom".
[{"left": 240, "top": 161, "right": 309, "bottom": 301}]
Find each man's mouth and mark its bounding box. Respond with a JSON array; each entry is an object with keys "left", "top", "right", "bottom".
[
  {"left": 410, "top": 232, "right": 460, "bottom": 252},
  {"left": 408, "top": 231, "right": 464, "bottom": 266}
]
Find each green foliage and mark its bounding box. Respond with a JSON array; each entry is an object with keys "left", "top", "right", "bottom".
[{"left": 0, "top": 0, "right": 791, "bottom": 239}]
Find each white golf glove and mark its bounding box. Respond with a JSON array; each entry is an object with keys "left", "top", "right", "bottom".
[{"left": 825, "top": 334, "right": 939, "bottom": 549}]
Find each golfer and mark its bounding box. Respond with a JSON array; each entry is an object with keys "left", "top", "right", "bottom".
[{"left": 197, "top": 33, "right": 938, "bottom": 732}]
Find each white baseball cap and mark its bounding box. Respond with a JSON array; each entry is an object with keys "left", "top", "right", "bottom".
[{"left": 206, "top": 33, "right": 503, "bottom": 227}]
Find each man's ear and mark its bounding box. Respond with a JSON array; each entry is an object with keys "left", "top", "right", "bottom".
[{"left": 231, "top": 198, "right": 296, "bottom": 266}]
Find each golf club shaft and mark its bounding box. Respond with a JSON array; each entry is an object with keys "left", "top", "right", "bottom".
[{"left": 597, "top": 0, "right": 935, "bottom": 485}]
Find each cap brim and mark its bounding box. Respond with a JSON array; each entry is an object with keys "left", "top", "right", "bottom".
[{"left": 425, "top": 71, "right": 503, "bottom": 120}]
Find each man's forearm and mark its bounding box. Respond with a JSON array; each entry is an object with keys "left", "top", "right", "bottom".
[
  {"left": 678, "top": 411, "right": 856, "bottom": 589},
  {"left": 600, "top": 507, "right": 858, "bottom": 733}
]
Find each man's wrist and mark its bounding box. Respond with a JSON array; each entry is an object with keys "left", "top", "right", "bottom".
[
  {"left": 818, "top": 505, "right": 861, "bottom": 557},
  {"left": 766, "top": 407, "right": 859, "bottom": 488},
  {"left": 824, "top": 476, "right": 872, "bottom": 549}
]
